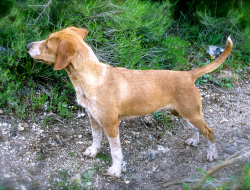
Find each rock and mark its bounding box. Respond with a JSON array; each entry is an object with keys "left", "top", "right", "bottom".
[
  {"left": 76, "top": 141, "right": 84, "bottom": 144},
  {"left": 77, "top": 112, "right": 85, "bottom": 118},
  {"left": 220, "top": 118, "right": 229, "bottom": 124},
  {"left": 148, "top": 135, "right": 152, "bottom": 141},
  {"left": 157, "top": 126, "right": 162, "bottom": 131},
  {"left": 3, "top": 174, "right": 10, "bottom": 178},
  {"left": 23, "top": 123, "right": 29, "bottom": 128},
  {"left": 78, "top": 135, "right": 82, "bottom": 139},
  {"left": 122, "top": 161, "right": 127, "bottom": 172},
  {"left": 69, "top": 173, "right": 82, "bottom": 185},
  {"left": 148, "top": 149, "right": 160, "bottom": 160},
  {"left": 0, "top": 109, "right": 4, "bottom": 114},
  {"left": 225, "top": 147, "right": 237, "bottom": 154},
  {"left": 157, "top": 145, "right": 170, "bottom": 154},
  {"left": 143, "top": 115, "right": 154, "bottom": 125},
  {"left": 17, "top": 126, "right": 25, "bottom": 131},
  {"left": 20, "top": 185, "right": 27, "bottom": 190}
]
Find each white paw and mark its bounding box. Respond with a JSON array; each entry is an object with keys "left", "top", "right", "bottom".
[
  {"left": 106, "top": 165, "right": 121, "bottom": 178},
  {"left": 185, "top": 138, "right": 199, "bottom": 146},
  {"left": 207, "top": 144, "right": 218, "bottom": 161},
  {"left": 83, "top": 146, "right": 99, "bottom": 158}
]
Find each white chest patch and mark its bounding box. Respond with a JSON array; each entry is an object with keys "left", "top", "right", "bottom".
[{"left": 28, "top": 40, "right": 45, "bottom": 57}]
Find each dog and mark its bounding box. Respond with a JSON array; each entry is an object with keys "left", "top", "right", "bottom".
[{"left": 25, "top": 27, "right": 233, "bottom": 177}]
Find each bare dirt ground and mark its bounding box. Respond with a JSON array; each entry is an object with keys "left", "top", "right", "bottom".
[{"left": 0, "top": 78, "right": 249, "bottom": 190}]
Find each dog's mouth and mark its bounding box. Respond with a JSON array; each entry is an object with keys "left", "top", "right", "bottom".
[
  {"left": 26, "top": 52, "right": 48, "bottom": 64},
  {"left": 35, "top": 59, "right": 49, "bottom": 64}
]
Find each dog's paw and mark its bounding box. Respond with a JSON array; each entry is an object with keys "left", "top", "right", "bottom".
[
  {"left": 207, "top": 144, "right": 218, "bottom": 162},
  {"left": 83, "top": 146, "right": 99, "bottom": 158},
  {"left": 185, "top": 138, "right": 199, "bottom": 146},
  {"left": 105, "top": 166, "right": 121, "bottom": 178}
]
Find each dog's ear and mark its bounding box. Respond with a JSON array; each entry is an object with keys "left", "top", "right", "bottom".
[
  {"left": 53, "top": 40, "right": 76, "bottom": 70},
  {"left": 76, "top": 28, "right": 88, "bottom": 39}
]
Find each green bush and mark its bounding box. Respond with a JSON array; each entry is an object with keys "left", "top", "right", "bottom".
[
  {"left": 241, "top": 162, "right": 250, "bottom": 189},
  {"left": 0, "top": 0, "right": 178, "bottom": 115},
  {"left": 1, "top": 0, "right": 249, "bottom": 117}
]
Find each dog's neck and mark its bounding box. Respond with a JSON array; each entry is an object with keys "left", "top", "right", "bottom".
[{"left": 65, "top": 43, "right": 107, "bottom": 97}]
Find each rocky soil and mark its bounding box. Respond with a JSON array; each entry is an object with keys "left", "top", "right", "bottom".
[{"left": 0, "top": 79, "right": 250, "bottom": 190}]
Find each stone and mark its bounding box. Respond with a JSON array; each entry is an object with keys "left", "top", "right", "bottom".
[
  {"left": 23, "top": 123, "right": 29, "bottom": 128},
  {"left": 17, "top": 126, "right": 25, "bottom": 131},
  {"left": 220, "top": 118, "right": 229, "bottom": 124},
  {"left": 86, "top": 182, "right": 91, "bottom": 186},
  {"left": 3, "top": 174, "right": 10, "bottom": 178},
  {"left": 69, "top": 173, "right": 82, "bottom": 185},
  {"left": 78, "top": 135, "right": 82, "bottom": 139},
  {"left": 122, "top": 161, "right": 127, "bottom": 172},
  {"left": 76, "top": 112, "right": 85, "bottom": 118},
  {"left": 148, "top": 149, "right": 160, "bottom": 160},
  {"left": 20, "top": 185, "right": 27, "bottom": 190}
]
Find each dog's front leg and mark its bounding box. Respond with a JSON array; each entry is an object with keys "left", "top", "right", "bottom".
[
  {"left": 106, "top": 135, "right": 123, "bottom": 177},
  {"left": 83, "top": 114, "right": 102, "bottom": 158},
  {"left": 104, "top": 120, "right": 123, "bottom": 178}
]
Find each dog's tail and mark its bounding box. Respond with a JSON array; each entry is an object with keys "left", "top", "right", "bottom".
[{"left": 190, "top": 36, "right": 233, "bottom": 81}]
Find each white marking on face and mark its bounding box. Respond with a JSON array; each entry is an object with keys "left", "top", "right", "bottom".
[
  {"left": 29, "top": 47, "right": 40, "bottom": 57},
  {"left": 28, "top": 40, "right": 45, "bottom": 58}
]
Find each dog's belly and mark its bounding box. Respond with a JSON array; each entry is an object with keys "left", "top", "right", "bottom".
[{"left": 118, "top": 103, "right": 174, "bottom": 119}]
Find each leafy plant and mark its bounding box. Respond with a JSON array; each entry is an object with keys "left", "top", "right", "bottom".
[
  {"left": 96, "top": 153, "right": 110, "bottom": 162},
  {"left": 49, "top": 166, "right": 95, "bottom": 190},
  {"left": 189, "top": 163, "right": 250, "bottom": 189},
  {"left": 241, "top": 162, "right": 250, "bottom": 189},
  {"left": 153, "top": 111, "right": 174, "bottom": 130},
  {"left": 15, "top": 104, "right": 27, "bottom": 119}
]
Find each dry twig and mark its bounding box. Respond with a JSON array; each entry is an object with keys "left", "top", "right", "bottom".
[
  {"left": 158, "top": 147, "right": 250, "bottom": 189},
  {"left": 193, "top": 147, "right": 250, "bottom": 189}
]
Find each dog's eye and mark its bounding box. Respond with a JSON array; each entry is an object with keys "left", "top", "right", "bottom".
[{"left": 45, "top": 43, "right": 48, "bottom": 49}]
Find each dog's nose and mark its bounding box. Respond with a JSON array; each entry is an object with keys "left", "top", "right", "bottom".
[{"left": 25, "top": 43, "right": 31, "bottom": 51}]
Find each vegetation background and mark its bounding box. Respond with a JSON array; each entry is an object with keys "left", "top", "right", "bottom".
[
  {"left": 0, "top": 0, "right": 250, "bottom": 189},
  {"left": 0, "top": 0, "right": 250, "bottom": 117}
]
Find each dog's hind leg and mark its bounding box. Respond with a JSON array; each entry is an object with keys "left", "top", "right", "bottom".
[
  {"left": 176, "top": 86, "right": 217, "bottom": 161},
  {"left": 83, "top": 114, "right": 102, "bottom": 158},
  {"left": 185, "top": 119, "right": 200, "bottom": 146},
  {"left": 185, "top": 115, "right": 218, "bottom": 161}
]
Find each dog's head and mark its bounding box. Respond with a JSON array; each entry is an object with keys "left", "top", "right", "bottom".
[{"left": 25, "top": 27, "right": 88, "bottom": 70}]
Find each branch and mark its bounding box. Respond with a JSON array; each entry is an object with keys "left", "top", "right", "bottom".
[
  {"left": 193, "top": 148, "right": 250, "bottom": 189},
  {"left": 28, "top": 0, "right": 52, "bottom": 25}
]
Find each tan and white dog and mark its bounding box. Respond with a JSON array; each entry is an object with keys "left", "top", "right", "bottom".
[{"left": 25, "top": 27, "right": 233, "bottom": 177}]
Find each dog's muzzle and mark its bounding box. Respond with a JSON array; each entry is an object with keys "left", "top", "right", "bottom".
[{"left": 25, "top": 43, "right": 32, "bottom": 51}]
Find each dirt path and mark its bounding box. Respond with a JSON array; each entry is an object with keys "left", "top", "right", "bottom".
[{"left": 0, "top": 80, "right": 249, "bottom": 190}]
